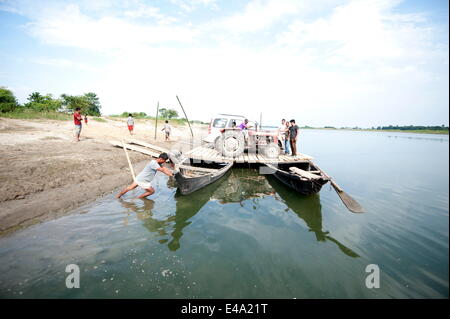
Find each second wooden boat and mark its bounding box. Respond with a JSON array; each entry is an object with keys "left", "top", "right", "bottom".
[
  {"left": 174, "top": 157, "right": 233, "bottom": 195},
  {"left": 264, "top": 161, "right": 330, "bottom": 195}
]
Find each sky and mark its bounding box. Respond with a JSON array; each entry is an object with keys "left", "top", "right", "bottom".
[{"left": 0, "top": 0, "right": 448, "bottom": 127}]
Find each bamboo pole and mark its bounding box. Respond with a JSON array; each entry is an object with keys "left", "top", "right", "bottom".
[
  {"left": 154, "top": 101, "right": 159, "bottom": 140},
  {"left": 176, "top": 95, "right": 194, "bottom": 140},
  {"left": 121, "top": 139, "right": 136, "bottom": 181},
  {"left": 259, "top": 112, "right": 262, "bottom": 131}
]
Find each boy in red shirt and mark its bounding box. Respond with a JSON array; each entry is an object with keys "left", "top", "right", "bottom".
[{"left": 73, "top": 108, "right": 83, "bottom": 141}]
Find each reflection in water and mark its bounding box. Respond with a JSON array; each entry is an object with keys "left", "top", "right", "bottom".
[
  {"left": 120, "top": 168, "right": 358, "bottom": 257},
  {"left": 266, "top": 175, "right": 359, "bottom": 258},
  {"left": 211, "top": 168, "right": 276, "bottom": 205},
  {"left": 120, "top": 199, "right": 170, "bottom": 241},
  {"left": 120, "top": 172, "right": 225, "bottom": 251}
]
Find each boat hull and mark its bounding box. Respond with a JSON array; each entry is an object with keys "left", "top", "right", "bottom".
[
  {"left": 175, "top": 161, "right": 233, "bottom": 195},
  {"left": 266, "top": 163, "right": 329, "bottom": 195}
]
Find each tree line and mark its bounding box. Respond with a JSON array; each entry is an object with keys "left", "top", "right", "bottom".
[
  {"left": 0, "top": 86, "right": 101, "bottom": 116},
  {"left": 375, "top": 125, "right": 448, "bottom": 131},
  {"left": 116, "top": 108, "right": 179, "bottom": 119}
]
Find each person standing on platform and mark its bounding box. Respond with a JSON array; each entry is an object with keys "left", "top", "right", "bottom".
[
  {"left": 289, "top": 119, "right": 299, "bottom": 156},
  {"left": 278, "top": 119, "right": 286, "bottom": 152},
  {"left": 284, "top": 121, "right": 291, "bottom": 155}
]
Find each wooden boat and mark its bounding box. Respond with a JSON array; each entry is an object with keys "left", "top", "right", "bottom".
[
  {"left": 264, "top": 161, "right": 330, "bottom": 195},
  {"left": 174, "top": 157, "right": 233, "bottom": 195}
]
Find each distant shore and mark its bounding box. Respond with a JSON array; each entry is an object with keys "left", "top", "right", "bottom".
[{"left": 301, "top": 127, "right": 449, "bottom": 135}]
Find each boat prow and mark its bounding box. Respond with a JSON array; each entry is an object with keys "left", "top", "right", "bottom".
[{"left": 174, "top": 157, "right": 233, "bottom": 195}]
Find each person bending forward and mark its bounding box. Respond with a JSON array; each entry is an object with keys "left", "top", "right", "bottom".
[{"left": 116, "top": 153, "right": 173, "bottom": 199}]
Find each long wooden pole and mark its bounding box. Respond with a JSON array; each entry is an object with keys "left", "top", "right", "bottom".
[
  {"left": 121, "top": 139, "right": 136, "bottom": 181},
  {"left": 176, "top": 95, "right": 194, "bottom": 140},
  {"left": 154, "top": 101, "right": 159, "bottom": 140}
]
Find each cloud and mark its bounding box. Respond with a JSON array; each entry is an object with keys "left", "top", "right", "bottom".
[
  {"left": 275, "top": 0, "right": 446, "bottom": 65},
  {"left": 24, "top": 4, "right": 197, "bottom": 52},
  {"left": 0, "top": 0, "right": 447, "bottom": 126}
]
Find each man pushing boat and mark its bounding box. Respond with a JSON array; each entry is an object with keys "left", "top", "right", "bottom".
[{"left": 116, "top": 153, "right": 173, "bottom": 199}]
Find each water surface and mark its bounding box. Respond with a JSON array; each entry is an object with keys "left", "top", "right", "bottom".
[{"left": 0, "top": 130, "right": 448, "bottom": 298}]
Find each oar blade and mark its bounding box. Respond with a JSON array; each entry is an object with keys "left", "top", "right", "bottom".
[{"left": 333, "top": 186, "right": 365, "bottom": 213}]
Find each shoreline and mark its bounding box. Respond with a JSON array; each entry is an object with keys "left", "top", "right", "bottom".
[
  {"left": 0, "top": 160, "right": 147, "bottom": 237},
  {"left": 0, "top": 117, "right": 206, "bottom": 237}
]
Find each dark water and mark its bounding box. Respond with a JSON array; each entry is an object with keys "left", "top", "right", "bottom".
[{"left": 0, "top": 130, "right": 448, "bottom": 298}]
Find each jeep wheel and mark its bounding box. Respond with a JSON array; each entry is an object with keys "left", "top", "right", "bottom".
[
  {"left": 220, "top": 130, "right": 245, "bottom": 157},
  {"left": 263, "top": 142, "right": 280, "bottom": 158},
  {"left": 214, "top": 137, "right": 222, "bottom": 154}
]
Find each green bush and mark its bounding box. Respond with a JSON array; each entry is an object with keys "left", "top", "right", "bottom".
[
  {"left": 0, "top": 87, "right": 19, "bottom": 113},
  {"left": 93, "top": 117, "right": 107, "bottom": 122},
  {"left": 0, "top": 109, "right": 71, "bottom": 120}
]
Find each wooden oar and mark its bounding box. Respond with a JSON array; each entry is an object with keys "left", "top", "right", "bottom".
[
  {"left": 121, "top": 139, "right": 136, "bottom": 181},
  {"left": 315, "top": 163, "right": 364, "bottom": 214}
]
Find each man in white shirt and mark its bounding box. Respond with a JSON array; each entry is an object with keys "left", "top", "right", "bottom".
[{"left": 116, "top": 153, "right": 173, "bottom": 199}]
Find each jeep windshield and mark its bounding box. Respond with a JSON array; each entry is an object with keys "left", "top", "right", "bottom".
[{"left": 213, "top": 118, "right": 228, "bottom": 128}]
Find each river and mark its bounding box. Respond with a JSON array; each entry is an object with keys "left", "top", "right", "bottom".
[{"left": 0, "top": 129, "right": 448, "bottom": 298}]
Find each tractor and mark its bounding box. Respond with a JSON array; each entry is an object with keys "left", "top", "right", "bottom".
[{"left": 215, "top": 125, "right": 281, "bottom": 158}]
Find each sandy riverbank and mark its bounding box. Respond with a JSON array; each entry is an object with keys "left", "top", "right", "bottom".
[{"left": 0, "top": 117, "right": 207, "bottom": 236}]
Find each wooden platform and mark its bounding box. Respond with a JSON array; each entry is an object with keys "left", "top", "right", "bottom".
[
  {"left": 185, "top": 145, "right": 312, "bottom": 164},
  {"left": 110, "top": 139, "right": 313, "bottom": 164}
]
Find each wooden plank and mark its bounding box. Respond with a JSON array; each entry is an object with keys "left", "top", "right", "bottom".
[
  {"left": 204, "top": 149, "right": 216, "bottom": 161},
  {"left": 126, "top": 139, "right": 168, "bottom": 153},
  {"left": 255, "top": 154, "right": 265, "bottom": 163},
  {"left": 297, "top": 153, "right": 313, "bottom": 160},
  {"left": 109, "top": 140, "right": 158, "bottom": 157},
  {"left": 280, "top": 155, "right": 290, "bottom": 162},
  {"left": 208, "top": 149, "right": 218, "bottom": 160},
  {"left": 178, "top": 165, "right": 220, "bottom": 173},
  {"left": 184, "top": 145, "right": 203, "bottom": 156},
  {"left": 198, "top": 147, "right": 209, "bottom": 159},
  {"left": 207, "top": 149, "right": 218, "bottom": 162},
  {"left": 257, "top": 154, "right": 266, "bottom": 163},
  {"left": 211, "top": 152, "right": 222, "bottom": 162},
  {"left": 289, "top": 167, "right": 321, "bottom": 179},
  {"left": 198, "top": 148, "right": 209, "bottom": 160}
]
